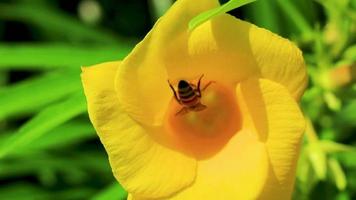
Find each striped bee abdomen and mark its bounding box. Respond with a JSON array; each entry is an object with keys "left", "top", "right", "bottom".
[{"left": 178, "top": 80, "right": 199, "bottom": 107}]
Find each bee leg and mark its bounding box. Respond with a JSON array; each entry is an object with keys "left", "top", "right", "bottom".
[
  {"left": 189, "top": 83, "right": 197, "bottom": 88},
  {"left": 201, "top": 81, "right": 215, "bottom": 92},
  {"left": 175, "top": 107, "right": 189, "bottom": 116},
  {"left": 168, "top": 80, "right": 181, "bottom": 104},
  {"left": 196, "top": 74, "right": 204, "bottom": 97}
]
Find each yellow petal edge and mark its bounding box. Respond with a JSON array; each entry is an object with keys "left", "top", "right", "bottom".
[
  {"left": 81, "top": 61, "right": 197, "bottom": 199},
  {"left": 116, "top": 0, "right": 307, "bottom": 127}
]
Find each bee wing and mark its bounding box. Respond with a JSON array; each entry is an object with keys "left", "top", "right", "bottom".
[
  {"left": 193, "top": 103, "right": 207, "bottom": 111},
  {"left": 175, "top": 107, "right": 189, "bottom": 116}
]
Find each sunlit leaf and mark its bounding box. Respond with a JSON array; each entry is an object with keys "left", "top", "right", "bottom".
[
  {"left": 0, "top": 92, "right": 87, "bottom": 158},
  {"left": 0, "top": 44, "right": 132, "bottom": 69},
  {"left": 15, "top": 121, "right": 94, "bottom": 152},
  {"left": 91, "top": 182, "right": 127, "bottom": 200},
  {"left": 0, "top": 70, "right": 81, "bottom": 120},
  {"left": 189, "top": 0, "right": 257, "bottom": 30},
  {"left": 328, "top": 157, "right": 347, "bottom": 191},
  {"left": 319, "top": 141, "right": 356, "bottom": 153},
  {"left": 343, "top": 45, "right": 356, "bottom": 61},
  {"left": 308, "top": 144, "right": 327, "bottom": 180}
]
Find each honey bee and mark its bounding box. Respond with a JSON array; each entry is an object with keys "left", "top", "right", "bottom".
[{"left": 168, "top": 75, "right": 213, "bottom": 115}]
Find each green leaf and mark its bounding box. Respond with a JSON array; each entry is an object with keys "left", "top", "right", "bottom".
[
  {"left": 0, "top": 183, "right": 96, "bottom": 200},
  {"left": 91, "top": 182, "right": 128, "bottom": 200},
  {"left": 0, "top": 183, "right": 50, "bottom": 200},
  {"left": 0, "top": 70, "right": 81, "bottom": 120},
  {"left": 0, "top": 4, "right": 125, "bottom": 44},
  {"left": 20, "top": 121, "right": 95, "bottom": 152},
  {"left": 0, "top": 151, "right": 110, "bottom": 179},
  {"left": 0, "top": 44, "right": 132, "bottom": 69},
  {"left": 336, "top": 100, "right": 356, "bottom": 126},
  {"left": 343, "top": 45, "right": 356, "bottom": 61},
  {"left": 189, "top": 0, "right": 257, "bottom": 30},
  {"left": 319, "top": 140, "right": 356, "bottom": 153},
  {"left": 307, "top": 143, "right": 327, "bottom": 180},
  {"left": 244, "top": 0, "right": 280, "bottom": 33},
  {"left": 0, "top": 92, "right": 87, "bottom": 159},
  {"left": 328, "top": 157, "right": 347, "bottom": 191},
  {"left": 275, "top": 0, "right": 314, "bottom": 42}
]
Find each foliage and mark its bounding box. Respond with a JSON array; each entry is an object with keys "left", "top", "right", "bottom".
[{"left": 0, "top": 0, "right": 355, "bottom": 199}]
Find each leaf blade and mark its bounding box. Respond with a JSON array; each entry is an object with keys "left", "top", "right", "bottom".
[
  {"left": 0, "top": 44, "right": 132, "bottom": 69},
  {"left": 0, "top": 92, "right": 87, "bottom": 159},
  {"left": 0, "top": 70, "right": 82, "bottom": 120},
  {"left": 189, "top": 0, "right": 257, "bottom": 30}
]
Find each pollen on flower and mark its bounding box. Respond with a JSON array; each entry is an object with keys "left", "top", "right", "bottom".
[{"left": 165, "top": 81, "right": 241, "bottom": 159}]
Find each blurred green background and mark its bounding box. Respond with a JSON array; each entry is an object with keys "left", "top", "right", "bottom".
[{"left": 0, "top": 0, "right": 355, "bottom": 199}]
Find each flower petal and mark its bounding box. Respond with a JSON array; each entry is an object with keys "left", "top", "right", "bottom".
[
  {"left": 141, "top": 78, "right": 305, "bottom": 200},
  {"left": 237, "top": 78, "right": 305, "bottom": 199},
  {"left": 116, "top": 0, "right": 220, "bottom": 126},
  {"left": 81, "top": 62, "right": 197, "bottom": 199},
  {"left": 249, "top": 26, "right": 308, "bottom": 100},
  {"left": 161, "top": 130, "right": 269, "bottom": 200},
  {"left": 117, "top": 4, "right": 306, "bottom": 127},
  {"left": 186, "top": 15, "right": 307, "bottom": 100}
]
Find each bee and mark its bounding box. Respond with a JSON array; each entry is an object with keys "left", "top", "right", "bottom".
[{"left": 168, "top": 75, "right": 213, "bottom": 116}]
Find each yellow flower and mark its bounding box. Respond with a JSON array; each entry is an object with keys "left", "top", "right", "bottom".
[{"left": 81, "top": 0, "right": 307, "bottom": 199}]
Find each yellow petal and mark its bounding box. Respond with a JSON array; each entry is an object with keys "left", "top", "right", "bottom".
[
  {"left": 237, "top": 78, "right": 305, "bottom": 199},
  {"left": 116, "top": 0, "right": 220, "bottom": 126},
  {"left": 165, "top": 130, "right": 269, "bottom": 200},
  {"left": 186, "top": 15, "right": 307, "bottom": 100},
  {"left": 249, "top": 26, "right": 308, "bottom": 100},
  {"left": 146, "top": 78, "right": 304, "bottom": 200},
  {"left": 81, "top": 61, "right": 197, "bottom": 199},
  {"left": 167, "top": 14, "right": 259, "bottom": 83},
  {"left": 117, "top": 4, "right": 306, "bottom": 127}
]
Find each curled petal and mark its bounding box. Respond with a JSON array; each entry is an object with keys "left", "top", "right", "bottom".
[
  {"left": 81, "top": 62, "right": 197, "bottom": 199},
  {"left": 237, "top": 78, "right": 305, "bottom": 199},
  {"left": 142, "top": 130, "right": 269, "bottom": 200},
  {"left": 117, "top": 0, "right": 306, "bottom": 127},
  {"left": 249, "top": 26, "right": 308, "bottom": 100},
  {"left": 116, "top": 0, "right": 220, "bottom": 126}
]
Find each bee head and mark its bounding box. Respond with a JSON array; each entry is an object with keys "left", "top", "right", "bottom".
[{"left": 178, "top": 80, "right": 189, "bottom": 88}]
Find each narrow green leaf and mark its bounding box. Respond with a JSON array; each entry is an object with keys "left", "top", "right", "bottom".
[
  {"left": 0, "top": 92, "right": 87, "bottom": 159},
  {"left": 91, "top": 182, "right": 127, "bottom": 200},
  {"left": 275, "top": 0, "right": 314, "bottom": 41},
  {"left": 20, "top": 121, "right": 95, "bottom": 152},
  {"left": 328, "top": 157, "right": 347, "bottom": 191},
  {"left": 0, "top": 70, "right": 81, "bottom": 120},
  {"left": 338, "top": 152, "right": 356, "bottom": 169},
  {"left": 319, "top": 141, "right": 356, "bottom": 153},
  {"left": 0, "top": 183, "right": 96, "bottom": 200},
  {"left": 0, "top": 183, "right": 50, "bottom": 200},
  {"left": 343, "top": 45, "right": 356, "bottom": 61},
  {"left": 308, "top": 144, "right": 327, "bottom": 180},
  {"left": 336, "top": 100, "right": 356, "bottom": 126},
  {"left": 0, "top": 151, "right": 110, "bottom": 179},
  {"left": 244, "top": 0, "right": 280, "bottom": 33},
  {"left": 0, "top": 44, "right": 132, "bottom": 69},
  {"left": 189, "top": 0, "right": 257, "bottom": 30},
  {"left": 0, "top": 4, "right": 125, "bottom": 44}
]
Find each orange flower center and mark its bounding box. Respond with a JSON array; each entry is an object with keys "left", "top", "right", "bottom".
[{"left": 165, "top": 81, "right": 241, "bottom": 159}]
